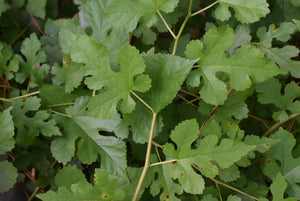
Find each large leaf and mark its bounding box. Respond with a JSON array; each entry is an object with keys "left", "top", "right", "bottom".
[
  {"left": 65, "top": 33, "right": 151, "bottom": 119},
  {"left": 50, "top": 97, "right": 126, "bottom": 176},
  {"left": 152, "top": 119, "right": 255, "bottom": 197},
  {"left": 186, "top": 26, "right": 283, "bottom": 105},
  {"left": 0, "top": 108, "right": 14, "bottom": 154},
  {"left": 11, "top": 97, "right": 61, "bottom": 146},
  {"left": 214, "top": 0, "right": 270, "bottom": 23},
  {"left": 105, "top": 0, "right": 179, "bottom": 32},
  {"left": 0, "top": 161, "right": 18, "bottom": 193}
]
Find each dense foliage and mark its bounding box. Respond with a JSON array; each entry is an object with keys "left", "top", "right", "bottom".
[{"left": 0, "top": 0, "right": 300, "bottom": 200}]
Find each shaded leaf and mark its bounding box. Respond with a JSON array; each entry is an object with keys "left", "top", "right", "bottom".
[
  {"left": 0, "top": 43, "right": 18, "bottom": 80},
  {"left": 0, "top": 108, "right": 14, "bottom": 154},
  {"left": 0, "top": 161, "right": 18, "bottom": 193},
  {"left": 27, "top": 0, "right": 46, "bottom": 19}
]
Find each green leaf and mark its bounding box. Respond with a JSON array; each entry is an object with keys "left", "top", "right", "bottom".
[
  {"left": 267, "top": 129, "right": 300, "bottom": 199},
  {"left": 55, "top": 165, "right": 88, "bottom": 190},
  {"left": 12, "top": 97, "right": 61, "bottom": 146},
  {"left": 214, "top": 0, "right": 270, "bottom": 23},
  {"left": 50, "top": 104, "right": 126, "bottom": 176},
  {"left": 0, "top": 161, "right": 18, "bottom": 193},
  {"left": 256, "top": 78, "right": 300, "bottom": 114},
  {"left": 186, "top": 26, "right": 282, "bottom": 105},
  {"left": 142, "top": 53, "right": 196, "bottom": 113},
  {"left": 38, "top": 168, "right": 125, "bottom": 201},
  {"left": 0, "top": 0, "right": 10, "bottom": 18},
  {"left": 51, "top": 56, "right": 84, "bottom": 93},
  {"left": 114, "top": 102, "right": 163, "bottom": 143},
  {"left": 162, "top": 119, "right": 255, "bottom": 195},
  {"left": 27, "top": 0, "right": 46, "bottom": 19},
  {"left": 0, "top": 108, "right": 14, "bottom": 154},
  {"left": 227, "top": 24, "right": 251, "bottom": 56},
  {"left": 105, "top": 0, "right": 179, "bottom": 32},
  {"left": 0, "top": 43, "right": 19, "bottom": 80},
  {"left": 65, "top": 33, "right": 151, "bottom": 119},
  {"left": 14, "top": 33, "right": 48, "bottom": 88},
  {"left": 271, "top": 173, "right": 289, "bottom": 201},
  {"left": 259, "top": 45, "right": 300, "bottom": 78}
]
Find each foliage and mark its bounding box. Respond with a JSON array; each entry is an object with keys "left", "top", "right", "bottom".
[{"left": 0, "top": 0, "right": 299, "bottom": 200}]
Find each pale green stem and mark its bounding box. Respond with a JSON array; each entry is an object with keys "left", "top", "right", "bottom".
[
  {"left": 157, "top": 10, "right": 176, "bottom": 39},
  {"left": 263, "top": 112, "right": 300, "bottom": 137},
  {"left": 0, "top": 91, "right": 40, "bottom": 102},
  {"left": 47, "top": 108, "right": 72, "bottom": 118},
  {"left": 130, "top": 90, "right": 155, "bottom": 114},
  {"left": 132, "top": 112, "right": 157, "bottom": 201},
  {"left": 47, "top": 102, "right": 74, "bottom": 108},
  {"left": 190, "top": 1, "right": 219, "bottom": 17},
  {"left": 172, "top": 0, "right": 193, "bottom": 55},
  {"left": 0, "top": 97, "right": 12, "bottom": 102},
  {"left": 150, "top": 159, "right": 178, "bottom": 167}
]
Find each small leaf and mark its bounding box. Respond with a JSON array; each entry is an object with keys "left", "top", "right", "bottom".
[
  {"left": 0, "top": 161, "right": 18, "bottom": 193},
  {"left": 0, "top": 108, "right": 15, "bottom": 154},
  {"left": 27, "top": 0, "right": 46, "bottom": 19},
  {"left": 0, "top": 43, "right": 19, "bottom": 80},
  {"left": 214, "top": 0, "right": 270, "bottom": 23}
]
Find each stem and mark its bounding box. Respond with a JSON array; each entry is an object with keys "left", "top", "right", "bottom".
[
  {"left": 47, "top": 102, "right": 74, "bottom": 108},
  {"left": 248, "top": 113, "right": 269, "bottom": 129},
  {"left": 47, "top": 108, "right": 72, "bottom": 118},
  {"left": 0, "top": 91, "right": 40, "bottom": 102},
  {"left": 130, "top": 90, "right": 155, "bottom": 114},
  {"left": 179, "top": 88, "right": 200, "bottom": 98},
  {"left": 0, "top": 97, "right": 12, "bottom": 102},
  {"left": 152, "top": 141, "right": 164, "bottom": 149},
  {"left": 190, "top": 1, "right": 219, "bottom": 17},
  {"left": 210, "top": 177, "right": 259, "bottom": 201},
  {"left": 172, "top": 0, "right": 193, "bottom": 55},
  {"left": 28, "top": 186, "right": 40, "bottom": 201},
  {"left": 9, "top": 27, "right": 27, "bottom": 45},
  {"left": 132, "top": 112, "right": 157, "bottom": 201},
  {"left": 157, "top": 11, "right": 176, "bottom": 39},
  {"left": 262, "top": 112, "right": 300, "bottom": 137},
  {"left": 150, "top": 159, "right": 178, "bottom": 167}
]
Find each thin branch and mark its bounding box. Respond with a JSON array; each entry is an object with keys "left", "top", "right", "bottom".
[
  {"left": 191, "top": 1, "right": 219, "bottom": 17},
  {"left": 172, "top": 0, "right": 193, "bottom": 55},
  {"left": 263, "top": 112, "right": 300, "bottom": 137},
  {"left": 132, "top": 113, "right": 157, "bottom": 201},
  {"left": 179, "top": 88, "right": 200, "bottom": 98},
  {"left": 9, "top": 27, "right": 27, "bottom": 45},
  {"left": 28, "top": 186, "right": 40, "bottom": 201},
  {"left": 10, "top": 91, "right": 40, "bottom": 100},
  {"left": 248, "top": 113, "right": 270, "bottom": 129},
  {"left": 150, "top": 159, "right": 178, "bottom": 167},
  {"left": 210, "top": 177, "right": 259, "bottom": 201},
  {"left": 25, "top": 6, "right": 47, "bottom": 36},
  {"left": 176, "top": 94, "right": 198, "bottom": 108},
  {"left": 157, "top": 11, "right": 176, "bottom": 39},
  {"left": 47, "top": 102, "right": 74, "bottom": 108},
  {"left": 47, "top": 108, "right": 72, "bottom": 118},
  {"left": 130, "top": 90, "right": 155, "bottom": 114},
  {"left": 152, "top": 141, "right": 164, "bottom": 149},
  {"left": 0, "top": 97, "right": 12, "bottom": 102}
]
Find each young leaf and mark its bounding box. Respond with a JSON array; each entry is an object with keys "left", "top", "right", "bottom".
[
  {"left": 186, "top": 26, "right": 283, "bottom": 105},
  {"left": 214, "top": 0, "right": 270, "bottom": 23},
  {"left": 65, "top": 33, "right": 151, "bottom": 119},
  {"left": 0, "top": 108, "right": 14, "bottom": 154},
  {"left": 14, "top": 33, "right": 49, "bottom": 88},
  {"left": 105, "top": 0, "right": 179, "bottom": 32},
  {"left": 51, "top": 56, "right": 84, "bottom": 93},
  {"left": 0, "top": 43, "right": 19, "bottom": 80},
  {"left": 142, "top": 53, "right": 196, "bottom": 113},
  {"left": 161, "top": 119, "right": 255, "bottom": 195},
  {"left": 0, "top": 161, "right": 18, "bottom": 193},
  {"left": 11, "top": 97, "right": 61, "bottom": 146}
]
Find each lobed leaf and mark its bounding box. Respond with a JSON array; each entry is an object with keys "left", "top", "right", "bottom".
[
  {"left": 0, "top": 108, "right": 14, "bottom": 154},
  {"left": 0, "top": 43, "right": 19, "bottom": 80}
]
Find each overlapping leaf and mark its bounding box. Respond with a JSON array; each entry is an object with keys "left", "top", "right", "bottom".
[
  {"left": 37, "top": 167, "right": 125, "bottom": 201},
  {"left": 14, "top": 33, "right": 49, "bottom": 88},
  {"left": 0, "top": 43, "right": 18, "bottom": 80},
  {"left": 256, "top": 78, "right": 300, "bottom": 121},
  {"left": 105, "top": 0, "right": 179, "bottom": 32},
  {"left": 11, "top": 97, "right": 61, "bottom": 146},
  {"left": 27, "top": 0, "right": 46, "bottom": 19},
  {"left": 0, "top": 108, "right": 14, "bottom": 154},
  {"left": 0, "top": 161, "right": 18, "bottom": 193},
  {"left": 151, "top": 119, "right": 255, "bottom": 198},
  {"left": 65, "top": 32, "right": 151, "bottom": 119},
  {"left": 51, "top": 96, "right": 126, "bottom": 176},
  {"left": 214, "top": 0, "right": 270, "bottom": 23},
  {"left": 186, "top": 25, "right": 283, "bottom": 105}
]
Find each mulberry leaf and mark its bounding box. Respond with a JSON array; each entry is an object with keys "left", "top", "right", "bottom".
[
  {"left": 37, "top": 169, "right": 124, "bottom": 201},
  {"left": 11, "top": 97, "right": 61, "bottom": 146},
  {"left": 0, "top": 108, "right": 14, "bottom": 154},
  {"left": 0, "top": 43, "right": 19, "bottom": 80},
  {"left": 186, "top": 26, "right": 283, "bottom": 105},
  {"left": 27, "top": 0, "right": 46, "bottom": 19},
  {"left": 105, "top": 0, "right": 179, "bottom": 32},
  {"left": 66, "top": 33, "right": 151, "bottom": 119},
  {"left": 0, "top": 161, "right": 18, "bottom": 193},
  {"left": 159, "top": 119, "right": 255, "bottom": 196},
  {"left": 14, "top": 33, "right": 49, "bottom": 88},
  {"left": 214, "top": 0, "right": 270, "bottom": 23}
]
